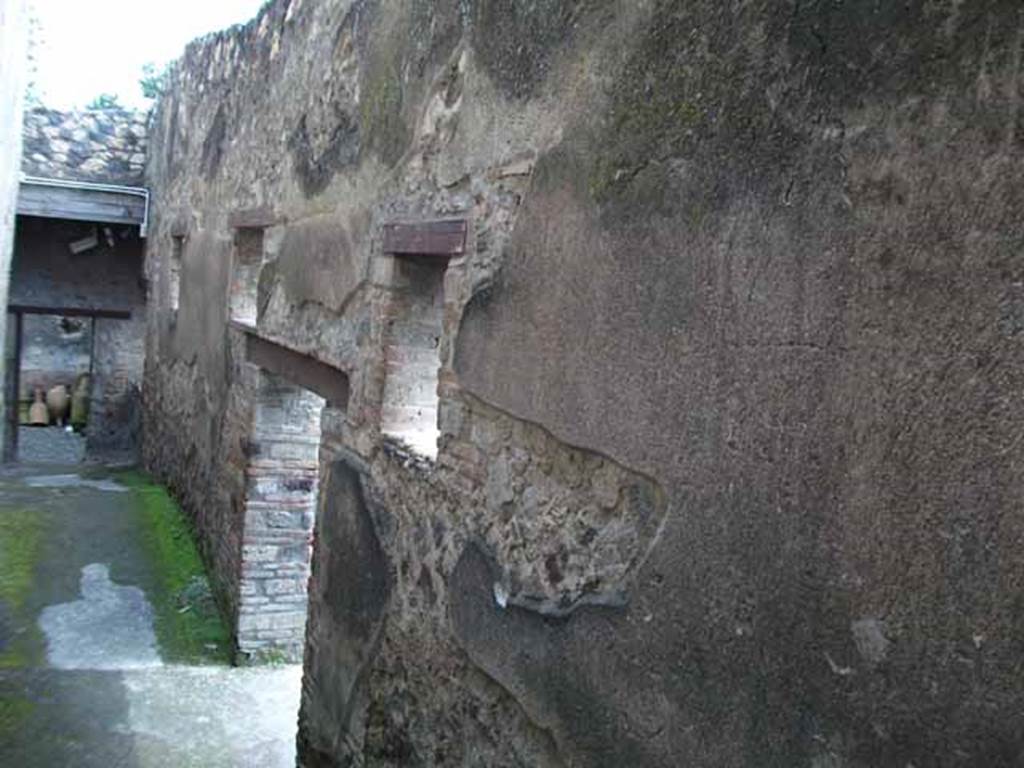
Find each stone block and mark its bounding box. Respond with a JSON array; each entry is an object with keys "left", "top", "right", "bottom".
[
  {"left": 264, "top": 578, "right": 306, "bottom": 596},
  {"left": 262, "top": 507, "right": 309, "bottom": 529},
  {"left": 267, "top": 611, "right": 306, "bottom": 630},
  {"left": 241, "top": 544, "right": 278, "bottom": 562},
  {"left": 237, "top": 613, "right": 273, "bottom": 633},
  {"left": 269, "top": 441, "right": 321, "bottom": 461}
]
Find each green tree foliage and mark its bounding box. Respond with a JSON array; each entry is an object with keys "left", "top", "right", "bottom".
[
  {"left": 140, "top": 62, "right": 168, "bottom": 100},
  {"left": 87, "top": 93, "right": 122, "bottom": 110}
]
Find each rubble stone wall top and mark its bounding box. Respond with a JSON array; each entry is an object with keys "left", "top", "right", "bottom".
[{"left": 22, "top": 107, "right": 149, "bottom": 186}]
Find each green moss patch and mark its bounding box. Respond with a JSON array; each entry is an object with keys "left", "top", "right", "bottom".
[
  {"left": 116, "top": 471, "right": 231, "bottom": 665},
  {"left": 0, "top": 508, "right": 45, "bottom": 611},
  {"left": 0, "top": 507, "right": 48, "bottom": 668},
  {"left": 0, "top": 696, "right": 35, "bottom": 741}
]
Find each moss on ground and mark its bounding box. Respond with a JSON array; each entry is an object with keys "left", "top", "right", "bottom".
[
  {"left": 0, "top": 508, "right": 45, "bottom": 610},
  {"left": 0, "top": 696, "right": 35, "bottom": 741},
  {"left": 0, "top": 507, "right": 48, "bottom": 668},
  {"left": 116, "top": 471, "right": 232, "bottom": 665}
]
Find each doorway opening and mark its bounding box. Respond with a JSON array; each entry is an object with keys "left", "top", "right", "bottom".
[
  {"left": 5, "top": 306, "right": 135, "bottom": 464},
  {"left": 233, "top": 327, "right": 349, "bottom": 663},
  {"left": 5, "top": 215, "right": 147, "bottom": 464}
]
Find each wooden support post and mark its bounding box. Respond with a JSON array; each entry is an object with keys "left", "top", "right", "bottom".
[
  {"left": 89, "top": 316, "right": 97, "bottom": 377},
  {"left": 6, "top": 311, "right": 22, "bottom": 463}
]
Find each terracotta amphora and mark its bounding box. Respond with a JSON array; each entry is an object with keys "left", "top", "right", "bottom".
[
  {"left": 70, "top": 374, "right": 91, "bottom": 430},
  {"left": 46, "top": 384, "right": 70, "bottom": 425},
  {"left": 29, "top": 389, "right": 49, "bottom": 426}
]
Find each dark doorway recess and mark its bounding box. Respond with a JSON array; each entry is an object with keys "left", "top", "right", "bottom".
[{"left": 5, "top": 305, "right": 132, "bottom": 463}]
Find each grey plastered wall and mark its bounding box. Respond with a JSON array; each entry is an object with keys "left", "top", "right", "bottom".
[
  {"left": 145, "top": 2, "right": 1024, "bottom": 766},
  {"left": 0, "top": 0, "right": 28, "bottom": 458},
  {"left": 19, "top": 313, "right": 93, "bottom": 397}
]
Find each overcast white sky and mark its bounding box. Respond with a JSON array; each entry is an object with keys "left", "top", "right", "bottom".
[{"left": 30, "top": 0, "right": 267, "bottom": 109}]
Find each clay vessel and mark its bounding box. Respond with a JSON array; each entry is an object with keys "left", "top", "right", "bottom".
[
  {"left": 46, "top": 384, "right": 70, "bottom": 425},
  {"left": 29, "top": 389, "right": 49, "bottom": 426},
  {"left": 70, "top": 374, "right": 91, "bottom": 430}
]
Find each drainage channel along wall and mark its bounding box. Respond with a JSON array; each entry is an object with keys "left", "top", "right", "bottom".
[{"left": 144, "top": 2, "right": 1024, "bottom": 766}]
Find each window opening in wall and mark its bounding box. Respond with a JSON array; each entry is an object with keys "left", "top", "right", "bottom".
[
  {"left": 380, "top": 256, "right": 447, "bottom": 459},
  {"left": 169, "top": 235, "right": 184, "bottom": 313},
  {"left": 230, "top": 227, "right": 265, "bottom": 327}
]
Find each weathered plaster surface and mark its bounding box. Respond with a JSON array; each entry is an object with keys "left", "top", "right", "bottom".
[
  {"left": 0, "top": 0, "right": 29, "bottom": 459},
  {"left": 143, "top": 1, "right": 1024, "bottom": 765},
  {"left": 19, "top": 313, "right": 93, "bottom": 397}
]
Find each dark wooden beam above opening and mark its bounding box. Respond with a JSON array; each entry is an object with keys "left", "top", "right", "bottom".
[
  {"left": 382, "top": 219, "right": 467, "bottom": 257},
  {"left": 236, "top": 323, "right": 350, "bottom": 408},
  {"left": 228, "top": 206, "right": 283, "bottom": 230},
  {"left": 8, "top": 304, "right": 132, "bottom": 320}
]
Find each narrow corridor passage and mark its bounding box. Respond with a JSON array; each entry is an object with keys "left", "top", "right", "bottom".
[{"left": 0, "top": 464, "right": 300, "bottom": 767}]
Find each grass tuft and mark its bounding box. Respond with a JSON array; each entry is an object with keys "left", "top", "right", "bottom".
[
  {"left": 0, "top": 508, "right": 44, "bottom": 611},
  {"left": 0, "top": 696, "right": 35, "bottom": 740},
  {"left": 0, "top": 507, "right": 47, "bottom": 668},
  {"left": 116, "top": 471, "right": 232, "bottom": 664}
]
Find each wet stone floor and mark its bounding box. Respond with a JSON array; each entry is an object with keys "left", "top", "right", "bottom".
[{"left": 0, "top": 464, "right": 301, "bottom": 767}]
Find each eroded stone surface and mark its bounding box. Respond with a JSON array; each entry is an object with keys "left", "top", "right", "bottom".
[{"left": 445, "top": 394, "right": 666, "bottom": 615}]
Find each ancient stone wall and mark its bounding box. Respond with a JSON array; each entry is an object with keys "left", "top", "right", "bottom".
[
  {"left": 145, "top": 1, "right": 1024, "bottom": 766},
  {"left": 87, "top": 314, "right": 145, "bottom": 455}
]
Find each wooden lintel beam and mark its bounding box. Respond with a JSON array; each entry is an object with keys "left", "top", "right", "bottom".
[
  {"left": 382, "top": 219, "right": 467, "bottom": 257},
  {"left": 17, "top": 183, "right": 145, "bottom": 227},
  {"left": 240, "top": 325, "right": 350, "bottom": 408},
  {"left": 229, "top": 207, "right": 283, "bottom": 230},
  {"left": 7, "top": 304, "right": 132, "bottom": 320}
]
